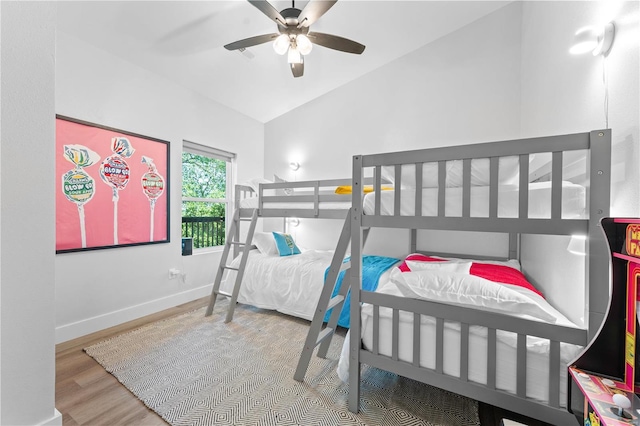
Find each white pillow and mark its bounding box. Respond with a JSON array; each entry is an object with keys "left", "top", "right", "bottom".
[
  {"left": 252, "top": 232, "right": 278, "bottom": 255},
  {"left": 405, "top": 260, "right": 472, "bottom": 274},
  {"left": 400, "top": 253, "right": 521, "bottom": 272},
  {"left": 389, "top": 268, "right": 557, "bottom": 323},
  {"left": 242, "top": 178, "right": 273, "bottom": 194},
  {"left": 447, "top": 157, "right": 521, "bottom": 187},
  {"left": 381, "top": 156, "right": 523, "bottom": 188},
  {"left": 381, "top": 163, "right": 441, "bottom": 188},
  {"left": 273, "top": 174, "right": 293, "bottom": 196},
  {"left": 437, "top": 256, "right": 521, "bottom": 271}
]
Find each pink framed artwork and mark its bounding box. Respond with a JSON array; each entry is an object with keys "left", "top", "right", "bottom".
[{"left": 56, "top": 115, "right": 170, "bottom": 253}]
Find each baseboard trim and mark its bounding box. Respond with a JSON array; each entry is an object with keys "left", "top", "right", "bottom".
[
  {"left": 37, "top": 409, "right": 62, "bottom": 426},
  {"left": 55, "top": 285, "right": 212, "bottom": 344}
]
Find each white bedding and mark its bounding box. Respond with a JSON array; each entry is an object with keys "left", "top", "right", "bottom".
[
  {"left": 336, "top": 270, "right": 583, "bottom": 407},
  {"left": 239, "top": 181, "right": 586, "bottom": 219},
  {"left": 362, "top": 181, "right": 586, "bottom": 218},
  {"left": 220, "top": 249, "right": 398, "bottom": 322},
  {"left": 219, "top": 249, "right": 334, "bottom": 320}
]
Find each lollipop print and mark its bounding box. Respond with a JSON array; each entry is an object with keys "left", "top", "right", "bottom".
[
  {"left": 141, "top": 156, "right": 165, "bottom": 242},
  {"left": 62, "top": 145, "right": 100, "bottom": 248},
  {"left": 100, "top": 137, "right": 135, "bottom": 245}
]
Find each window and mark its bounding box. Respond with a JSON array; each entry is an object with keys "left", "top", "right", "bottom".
[{"left": 182, "top": 141, "right": 235, "bottom": 250}]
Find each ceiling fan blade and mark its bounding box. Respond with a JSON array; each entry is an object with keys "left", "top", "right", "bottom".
[
  {"left": 296, "top": 0, "right": 337, "bottom": 28},
  {"left": 307, "top": 32, "right": 365, "bottom": 54},
  {"left": 224, "top": 33, "right": 278, "bottom": 51},
  {"left": 248, "top": 0, "right": 287, "bottom": 28},
  {"left": 290, "top": 58, "right": 304, "bottom": 78}
]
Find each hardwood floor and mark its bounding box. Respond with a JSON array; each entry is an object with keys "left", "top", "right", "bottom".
[
  {"left": 55, "top": 297, "right": 210, "bottom": 425},
  {"left": 56, "top": 297, "right": 551, "bottom": 426}
]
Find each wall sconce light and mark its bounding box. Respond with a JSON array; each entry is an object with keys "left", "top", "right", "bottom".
[
  {"left": 567, "top": 235, "right": 587, "bottom": 256},
  {"left": 286, "top": 217, "right": 300, "bottom": 227},
  {"left": 289, "top": 161, "right": 300, "bottom": 171},
  {"left": 570, "top": 22, "right": 616, "bottom": 56}
]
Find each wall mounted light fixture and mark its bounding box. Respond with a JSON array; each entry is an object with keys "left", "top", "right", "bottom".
[
  {"left": 570, "top": 22, "right": 616, "bottom": 56},
  {"left": 289, "top": 161, "right": 300, "bottom": 171},
  {"left": 569, "top": 21, "right": 616, "bottom": 129},
  {"left": 287, "top": 217, "right": 300, "bottom": 227}
]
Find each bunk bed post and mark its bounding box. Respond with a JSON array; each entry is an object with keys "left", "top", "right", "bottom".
[
  {"left": 587, "top": 129, "right": 612, "bottom": 338},
  {"left": 509, "top": 233, "right": 519, "bottom": 260},
  {"left": 348, "top": 155, "right": 364, "bottom": 413},
  {"left": 410, "top": 229, "right": 417, "bottom": 253},
  {"left": 233, "top": 185, "right": 241, "bottom": 258}
]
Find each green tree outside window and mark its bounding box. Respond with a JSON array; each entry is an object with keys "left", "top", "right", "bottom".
[{"left": 182, "top": 152, "right": 229, "bottom": 248}]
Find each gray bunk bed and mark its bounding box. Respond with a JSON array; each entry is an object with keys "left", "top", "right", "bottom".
[
  {"left": 235, "top": 178, "right": 361, "bottom": 220},
  {"left": 298, "top": 130, "right": 612, "bottom": 424},
  {"left": 206, "top": 177, "right": 375, "bottom": 322}
]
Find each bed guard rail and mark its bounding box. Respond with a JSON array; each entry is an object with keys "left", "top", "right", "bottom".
[
  {"left": 352, "top": 130, "right": 611, "bottom": 237},
  {"left": 358, "top": 290, "right": 587, "bottom": 423},
  {"left": 235, "top": 177, "right": 385, "bottom": 219}
]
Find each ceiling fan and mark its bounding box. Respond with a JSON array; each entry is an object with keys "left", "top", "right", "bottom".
[{"left": 224, "top": 0, "right": 366, "bottom": 78}]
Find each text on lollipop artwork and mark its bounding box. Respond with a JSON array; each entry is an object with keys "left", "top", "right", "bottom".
[{"left": 56, "top": 116, "right": 169, "bottom": 253}]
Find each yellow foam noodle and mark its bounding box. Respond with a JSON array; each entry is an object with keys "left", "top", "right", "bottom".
[{"left": 335, "top": 185, "right": 393, "bottom": 194}]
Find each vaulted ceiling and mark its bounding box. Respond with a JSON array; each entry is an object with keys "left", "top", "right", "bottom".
[{"left": 56, "top": 1, "right": 510, "bottom": 123}]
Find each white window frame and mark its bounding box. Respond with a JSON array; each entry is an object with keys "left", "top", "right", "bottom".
[{"left": 182, "top": 140, "right": 235, "bottom": 252}]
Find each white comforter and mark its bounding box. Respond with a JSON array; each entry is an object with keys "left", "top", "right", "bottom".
[{"left": 219, "top": 249, "right": 335, "bottom": 320}]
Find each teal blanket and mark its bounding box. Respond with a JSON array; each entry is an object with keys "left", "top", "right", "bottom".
[{"left": 323, "top": 255, "right": 399, "bottom": 328}]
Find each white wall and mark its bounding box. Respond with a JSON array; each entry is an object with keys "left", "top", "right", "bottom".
[
  {"left": 55, "top": 32, "right": 264, "bottom": 342},
  {"left": 263, "top": 1, "right": 640, "bottom": 328},
  {"left": 518, "top": 1, "right": 639, "bottom": 329},
  {"left": 520, "top": 1, "right": 639, "bottom": 214},
  {"left": 265, "top": 2, "right": 524, "bottom": 252},
  {"left": 0, "top": 3, "right": 61, "bottom": 425},
  {"left": 51, "top": 0, "right": 640, "bottom": 343}
]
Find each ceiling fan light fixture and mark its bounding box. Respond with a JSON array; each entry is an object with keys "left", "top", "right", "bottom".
[
  {"left": 226, "top": 0, "right": 366, "bottom": 77},
  {"left": 296, "top": 34, "right": 313, "bottom": 55},
  {"left": 273, "top": 34, "right": 290, "bottom": 55},
  {"left": 288, "top": 47, "right": 302, "bottom": 64}
]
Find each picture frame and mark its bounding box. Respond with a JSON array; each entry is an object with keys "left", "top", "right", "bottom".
[{"left": 56, "top": 115, "right": 170, "bottom": 253}]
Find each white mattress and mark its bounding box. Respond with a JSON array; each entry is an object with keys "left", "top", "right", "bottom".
[
  {"left": 219, "top": 249, "right": 336, "bottom": 320},
  {"left": 362, "top": 181, "right": 586, "bottom": 218},
  {"left": 239, "top": 181, "right": 585, "bottom": 219},
  {"left": 337, "top": 278, "right": 583, "bottom": 407},
  {"left": 220, "top": 250, "right": 397, "bottom": 321}
]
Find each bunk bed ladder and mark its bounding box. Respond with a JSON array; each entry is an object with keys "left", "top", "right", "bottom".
[
  {"left": 205, "top": 208, "right": 258, "bottom": 323},
  {"left": 294, "top": 208, "right": 369, "bottom": 382}
]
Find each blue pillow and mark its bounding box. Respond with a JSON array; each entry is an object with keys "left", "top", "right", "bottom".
[{"left": 272, "top": 232, "right": 301, "bottom": 256}]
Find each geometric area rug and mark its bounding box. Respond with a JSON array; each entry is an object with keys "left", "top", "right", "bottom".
[{"left": 85, "top": 299, "right": 480, "bottom": 426}]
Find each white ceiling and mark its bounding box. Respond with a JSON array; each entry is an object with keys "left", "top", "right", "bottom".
[{"left": 56, "top": 1, "right": 510, "bottom": 123}]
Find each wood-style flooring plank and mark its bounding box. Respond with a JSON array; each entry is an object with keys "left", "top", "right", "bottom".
[{"left": 55, "top": 297, "right": 209, "bottom": 425}]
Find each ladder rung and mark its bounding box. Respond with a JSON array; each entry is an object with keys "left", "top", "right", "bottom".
[
  {"left": 327, "top": 295, "right": 345, "bottom": 310},
  {"left": 239, "top": 217, "right": 253, "bottom": 221},
  {"left": 315, "top": 328, "right": 335, "bottom": 346},
  {"left": 216, "top": 290, "right": 232, "bottom": 298},
  {"left": 221, "top": 266, "right": 239, "bottom": 271},
  {"left": 229, "top": 241, "right": 245, "bottom": 246},
  {"left": 339, "top": 261, "right": 350, "bottom": 272}
]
